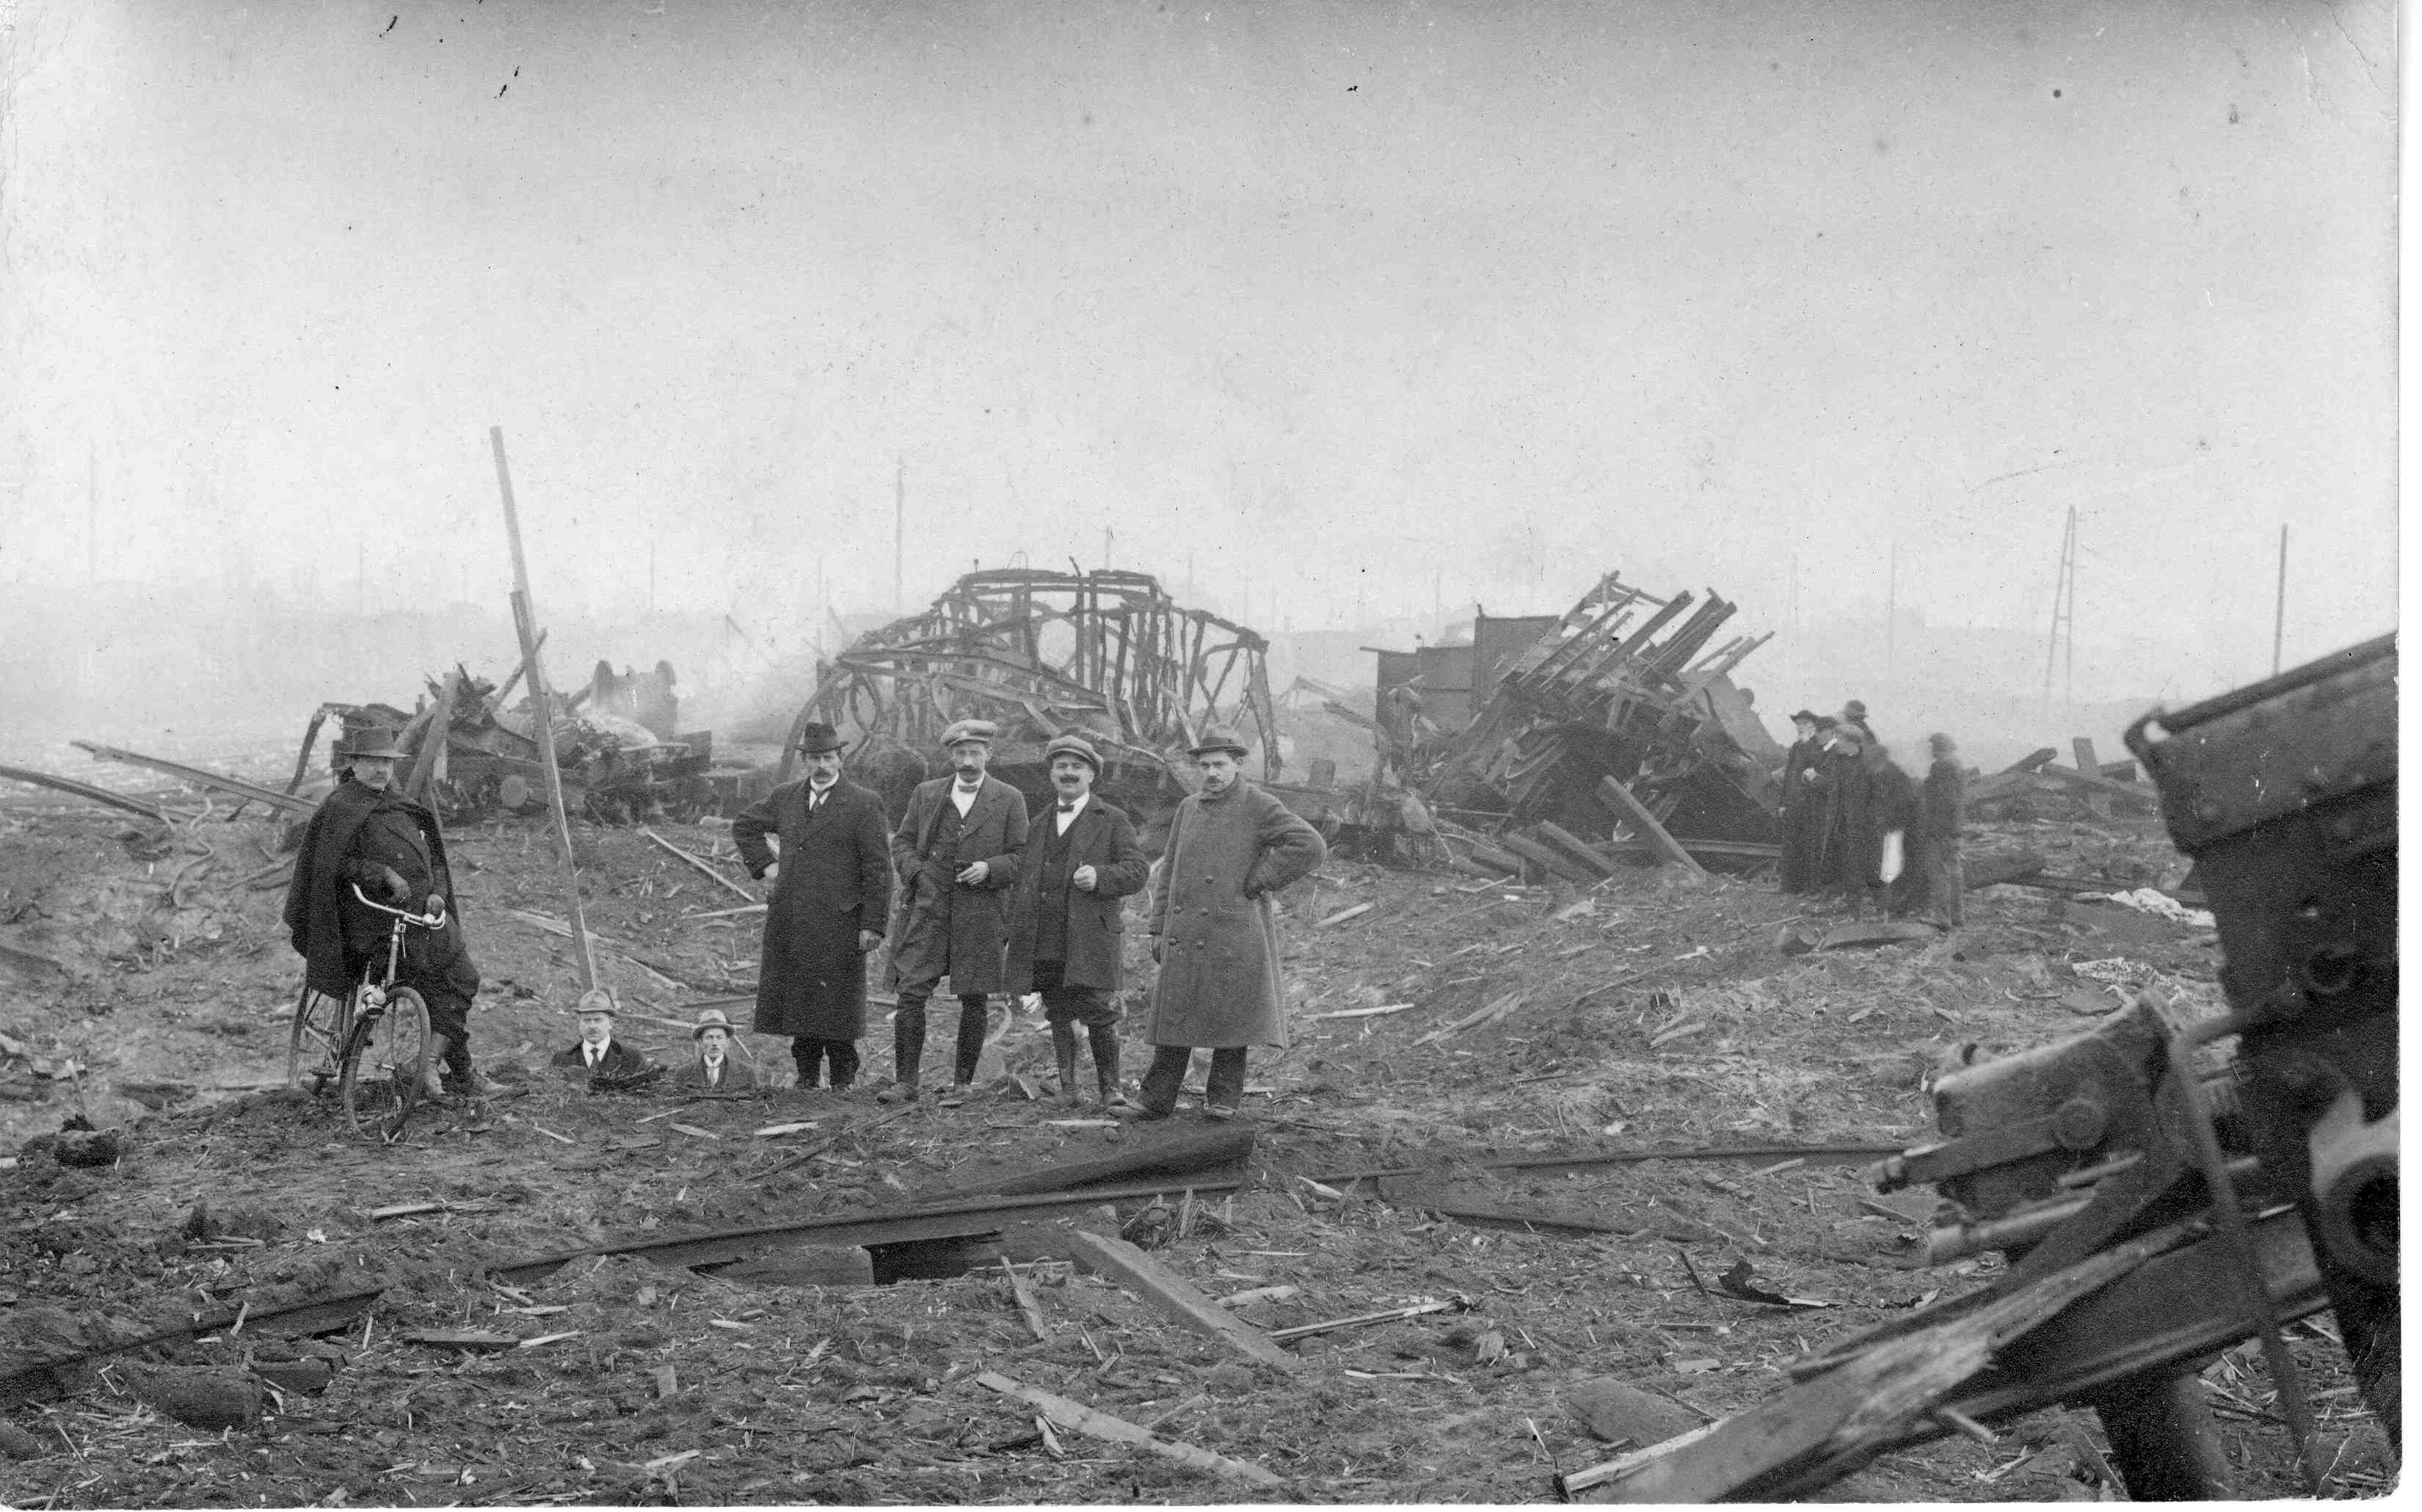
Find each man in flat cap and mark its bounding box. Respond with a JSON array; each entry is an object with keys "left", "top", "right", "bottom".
[
  {"left": 1004, "top": 733, "right": 1152, "bottom": 1108},
  {"left": 286, "top": 724, "right": 488, "bottom": 1101},
  {"left": 884, "top": 719, "right": 1030, "bottom": 1101},
  {"left": 732, "top": 722, "right": 892, "bottom": 1091},
  {"left": 1135, "top": 724, "right": 1325, "bottom": 1122}
]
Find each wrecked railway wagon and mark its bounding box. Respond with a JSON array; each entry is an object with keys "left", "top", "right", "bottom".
[
  {"left": 781, "top": 569, "right": 1279, "bottom": 848},
  {"left": 1408, "top": 569, "right": 1785, "bottom": 853}
]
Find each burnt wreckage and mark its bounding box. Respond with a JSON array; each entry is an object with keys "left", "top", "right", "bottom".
[
  {"left": 780, "top": 570, "right": 1278, "bottom": 846},
  {"left": 1386, "top": 569, "right": 1784, "bottom": 852}
]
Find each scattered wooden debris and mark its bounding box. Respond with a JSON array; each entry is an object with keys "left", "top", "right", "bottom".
[
  {"left": 1304, "top": 1002, "right": 1414, "bottom": 1022},
  {"left": 1265, "top": 1296, "right": 1464, "bottom": 1343},
  {"left": 975, "top": 1370, "right": 1284, "bottom": 1488},
  {"left": 1000, "top": 1257, "right": 1050, "bottom": 1341},
  {"left": 1062, "top": 1232, "right": 1297, "bottom": 1371},
  {"left": 1317, "top": 901, "right": 1376, "bottom": 928},
  {"left": 1415, "top": 989, "right": 1526, "bottom": 1045},
  {"left": 639, "top": 826, "right": 756, "bottom": 901},
  {"left": 400, "top": 1330, "right": 520, "bottom": 1353},
  {"left": 0, "top": 762, "right": 175, "bottom": 821}
]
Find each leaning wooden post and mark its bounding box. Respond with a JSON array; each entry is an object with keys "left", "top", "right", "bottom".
[
  {"left": 490, "top": 427, "right": 599, "bottom": 992},
  {"left": 1599, "top": 774, "right": 1709, "bottom": 879}
]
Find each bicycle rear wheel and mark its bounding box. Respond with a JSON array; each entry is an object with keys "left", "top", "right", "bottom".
[
  {"left": 340, "top": 987, "right": 430, "bottom": 1139},
  {"left": 287, "top": 986, "right": 345, "bottom": 1094}
]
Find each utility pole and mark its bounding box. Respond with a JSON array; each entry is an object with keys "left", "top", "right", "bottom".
[
  {"left": 1104, "top": 527, "right": 1113, "bottom": 570},
  {"left": 893, "top": 454, "right": 905, "bottom": 613},
  {"left": 2272, "top": 524, "right": 2288, "bottom": 677},
  {"left": 647, "top": 534, "right": 657, "bottom": 614},
  {"left": 1885, "top": 541, "right": 1896, "bottom": 676},
  {"left": 85, "top": 442, "right": 97, "bottom": 586},
  {"left": 1789, "top": 552, "right": 1799, "bottom": 633},
  {"left": 2041, "top": 506, "right": 2078, "bottom": 714}
]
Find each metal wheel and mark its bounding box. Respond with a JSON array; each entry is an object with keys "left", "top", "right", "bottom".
[
  {"left": 287, "top": 986, "right": 345, "bottom": 1094},
  {"left": 340, "top": 986, "right": 430, "bottom": 1140}
]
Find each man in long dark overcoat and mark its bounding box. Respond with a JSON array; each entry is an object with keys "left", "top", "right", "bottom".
[
  {"left": 1775, "top": 710, "right": 1831, "bottom": 894},
  {"left": 285, "top": 725, "right": 485, "bottom": 1100},
  {"left": 1918, "top": 732, "right": 1968, "bottom": 927},
  {"left": 885, "top": 719, "right": 1030, "bottom": 1100},
  {"left": 732, "top": 722, "right": 892, "bottom": 1090},
  {"left": 1818, "top": 722, "right": 1872, "bottom": 909},
  {"left": 1135, "top": 723, "right": 1326, "bottom": 1122},
  {"left": 1004, "top": 733, "right": 1152, "bottom": 1108}
]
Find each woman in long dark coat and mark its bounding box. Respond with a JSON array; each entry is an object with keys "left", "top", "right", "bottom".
[
  {"left": 732, "top": 724, "right": 894, "bottom": 1089},
  {"left": 1775, "top": 710, "right": 1832, "bottom": 893}
]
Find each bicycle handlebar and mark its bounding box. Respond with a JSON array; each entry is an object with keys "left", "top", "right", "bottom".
[{"left": 349, "top": 882, "right": 448, "bottom": 931}]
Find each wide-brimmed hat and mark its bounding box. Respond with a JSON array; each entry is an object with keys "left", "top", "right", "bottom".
[
  {"left": 1043, "top": 732, "right": 1102, "bottom": 774},
  {"left": 794, "top": 722, "right": 844, "bottom": 755},
  {"left": 1788, "top": 709, "right": 1822, "bottom": 726},
  {"left": 575, "top": 989, "right": 617, "bottom": 1018},
  {"left": 1189, "top": 723, "right": 1250, "bottom": 759},
  {"left": 939, "top": 719, "right": 998, "bottom": 749},
  {"left": 339, "top": 727, "right": 406, "bottom": 761},
  {"left": 691, "top": 1007, "right": 735, "bottom": 1040},
  {"left": 1842, "top": 699, "right": 1869, "bottom": 721}
]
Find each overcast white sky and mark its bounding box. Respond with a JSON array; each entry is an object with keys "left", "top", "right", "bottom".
[{"left": 0, "top": 0, "right": 2396, "bottom": 685}]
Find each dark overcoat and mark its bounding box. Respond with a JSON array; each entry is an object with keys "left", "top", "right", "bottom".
[
  {"left": 733, "top": 778, "right": 894, "bottom": 1039},
  {"left": 1004, "top": 799, "right": 1152, "bottom": 995},
  {"left": 887, "top": 774, "right": 1029, "bottom": 995},
  {"left": 283, "top": 778, "right": 470, "bottom": 1000},
  {"left": 1146, "top": 780, "right": 1327, "bottom": 1050},
  {"left": 669, "top": 1056, "right": 759, "bottom": 1091},
  {"left": 549, "top": 1039, "right": 652, "bottom": 1078},
  {"left": 1820, "top": 746, "right": 1870, "bottom": 887},
  {"left": 1775, "top": 737, "right": 1831, "bottom": 894}
]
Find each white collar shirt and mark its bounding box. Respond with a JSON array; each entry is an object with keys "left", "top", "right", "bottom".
[
  {"left": 807, "top": 779, "right": 837, "bottom": 810},
  {"left": 950, "top": 780, "right": 981, "bottom": 817},
  {"left": 1054, "top": 793, "right": 1090, "bottom": 835}
]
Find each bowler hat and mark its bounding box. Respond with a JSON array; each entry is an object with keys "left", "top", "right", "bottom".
[
  {"left": 794, "top": 722, "right": 845, "bottom": 755},
  {"left": 691, "top": 1007, "right": 735, "bottom": 1040},
  {"left": 1189, "top": 723, "right": 1251, "bottom": 759},
  {"left": 1044, "top": 732, "right": 1103, "bottom": 774},
  {"left": 940, "top": 719, "right": 998, "bottom": 749},
  {"left": 341, "top": 727, "right": 406, "bottom": 761},
  {"left": 575, "top": 989, "right": 617, "bottom": 1018},
  {"left": 1842, "top": 699, "right": 1869, "bottom": 720}
]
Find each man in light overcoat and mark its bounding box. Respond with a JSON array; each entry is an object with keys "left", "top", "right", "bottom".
[
  {"left": 1135, "top": 723, "right": 1325, "bottom": 1121},
  {"left": 732, "top": 722, "right": 892, "bottom": 1090},
  {"left": 885, "top": 719, "right": 1030, "bottom": 1100},
  {"left": 1003, "top": 733, "right": 1152, "bottom": 1108}
]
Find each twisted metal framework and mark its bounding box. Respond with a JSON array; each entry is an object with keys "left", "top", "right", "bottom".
[{"left": 782, "top": 569, "right": 1279, "bottom": 782}]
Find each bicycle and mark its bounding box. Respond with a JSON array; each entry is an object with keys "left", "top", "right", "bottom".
[{"left": 286, "top": 884, "right": 442, "bottom": 1140}]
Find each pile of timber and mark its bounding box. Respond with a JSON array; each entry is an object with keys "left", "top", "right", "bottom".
[
  {"left": 1968, "top": 738, "right": 2157, "bottom": 824},
  {"left": 1450, "top": 779, "right": 1762, "bottom": 884}
]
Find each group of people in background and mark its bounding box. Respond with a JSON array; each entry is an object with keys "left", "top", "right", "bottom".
[{"left": 1775, "top": 700, "right": 1965, "bottom": 926}]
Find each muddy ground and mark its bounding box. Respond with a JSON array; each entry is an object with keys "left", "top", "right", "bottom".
[{"left": 0, "top": 757, "right": 2398, "bottom": 1505}]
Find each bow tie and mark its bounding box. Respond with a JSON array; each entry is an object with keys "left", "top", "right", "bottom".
[{"left": 1058, "top": 800, "right": 1078, "bottom": 812}]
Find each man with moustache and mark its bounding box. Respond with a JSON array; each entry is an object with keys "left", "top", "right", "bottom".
[
  {"left": 884, "top": 719, "right": 1030, "bottom": 1102},
  {"left": 1003, "top": 733, "right": 1152, "bottom": 1108},
  {"left": 732, "top": 722, "right": 892, "bottom": 1091},
  {"left": 1133, "top": 724, "right": 1326, "bottom": 1122},
  {"left": 285, "top": 726, "right": 487, "bottom": 1101}
]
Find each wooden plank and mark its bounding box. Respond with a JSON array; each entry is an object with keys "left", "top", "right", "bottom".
[
  {"left": 1597, "top": 777, "right": 1709, "bottom": 878},
  {"left": 1535, "top": 821, "right": 1621, "bottom": 879},
  {"left": 403, "top": 673, "right": 461, "bottom": 806},
  {"left": 1999, "top": 747, "right": 2059, "bottom": 774},
  {"left": 0, "top": 762, "right": 173, "bottom": 821},
  {"left": 1378, "top": 1181, "right": 1717, "bottom": 1243},
  {"left": 2034, "top": 763, "right": 2158, "bottom": 805},
  {"left": 640, "top": 826, "right": 757, "bottom": 902},
  {"left": 1499, "top": 832, "right": 1596, "bottom": 886},
  {"left": 2070, "top": 738, "right": 2111, "bottom": 817},
  {"left": 975, "top": 1371, "right": 1283, "bottom": 1488},
  {"left": 70, "top": 743, "right": 318, "bottom": 815},
  {"left": 1061, "top": 1232, "right": 1298, "bottom": 1372},
  {"left": 950, "top": 1124, "right": 1256, "bottom": 1199},
  {"left": 1000, "top": 1257, "right": 1050, "bottom": 1341}
]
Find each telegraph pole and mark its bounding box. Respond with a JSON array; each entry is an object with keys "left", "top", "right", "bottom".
[
  {"left": 1885, "top": 541, "right": 1896, "bottom": 676},
  {"left": 2041, "top": 506, "right": 2078, "bottom": 713},
  {"left": 2272, "top": 525, "right": 2288, "bottom": 676},
  {"left": 893, "top": 455, "right": 906, "bottom": 612}
]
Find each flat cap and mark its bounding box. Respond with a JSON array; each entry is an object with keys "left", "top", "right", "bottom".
[
  {"left": 1044, "top": 732, "right": 1103, "bottom": 773},
  {"left": 939, "top": 719, "right": 998, "bottom": 749},
  {"left": 1189, "top": 723, "right": 1251, "bottom": 759}
]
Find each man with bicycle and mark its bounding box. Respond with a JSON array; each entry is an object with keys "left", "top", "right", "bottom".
[{"left": 284, "top": 726, "right": 487, "bottom": 1100}]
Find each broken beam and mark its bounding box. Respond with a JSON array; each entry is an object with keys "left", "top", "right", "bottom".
[
  {"left": 1599, "top": 777, "right": 1709, "bottom": 878},
  {"left": 639, "top": 826, "right": 757, "bottom": 902},
  {"left": 0, "top": 763, "right": 174, "bottom": 821},
  {"left": 974, "top": 1371, "right": 1283, "bottom": 1487},
  {"left": 70, "top": 743, "right": 318, "bottom": 815},
  {"left": 1061, "top": 1232, "right": 1298, "bottom": 1371}
]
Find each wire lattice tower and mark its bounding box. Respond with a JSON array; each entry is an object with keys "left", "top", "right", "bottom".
[{"left": 2041, "top": 506, "right": 2078, "bottom": 713}]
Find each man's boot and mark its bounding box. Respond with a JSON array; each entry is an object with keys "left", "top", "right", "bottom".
[
  {"left": 1050, "top": 1023, "right": 1081, "bottom": 1104},
  {"left": 421, "top": 1034, "right": 453, "bottom": 1100},
  {"left": 1089, "top": 1025, "right": 1124, "bottom": 1108},
  {"left": 881, "top": 997, "right": 927, "bottom": 1103}
]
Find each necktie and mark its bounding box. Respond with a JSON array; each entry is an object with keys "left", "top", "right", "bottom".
[{"left": 586, "top": 1046, "right": 599, "bottom": 1068}]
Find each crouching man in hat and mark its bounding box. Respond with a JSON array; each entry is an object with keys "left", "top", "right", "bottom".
[
  {"left": 732, "top": 722, "right": 892, "bottom": 1091},
  {"left": 285, "top": 725, "right": 489, "bottom": 1100},
  {"left": 1134, "top": 724, "right": 1325, "bottom": 1122},
  {"left": 882, "top": 719, "right": 1030, "bottom": 1102},
  {"left": 1003, "top": 733, "right": 1152, "bottom": 1108},
  {"left": 551, "top": 989, "right": 651, "bottom": 1078},
  {"left": 671, "top": 1007, "right": 757, "bottom": 1091}
]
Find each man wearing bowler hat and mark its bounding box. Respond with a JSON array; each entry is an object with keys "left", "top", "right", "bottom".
[
  {"left": 884, "top": 719, "right": 1030, "bottom": 1101},
  {"left": 1134, "top": 723, "right": 1325, "bottom": 1122},
  {"left": 1003, "top": 733, "right": 1152, "bottom": 1108},
  {"left": 551, "top": 989, "right": 652, "bottom": 1079},
  {"left": 671, "top": 1007, "right": 757, "bottom": 1091},
  {"left": 732, "top": 722, "right": 892, "bottom": 1090},
  {"left": 285, "top": 724, "right": 488, "bottom": 1101}
]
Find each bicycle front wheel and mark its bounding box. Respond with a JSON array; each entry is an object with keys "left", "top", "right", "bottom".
[
  {"left": 288, "top": 986, "right": 344, "bottom": 1094},
  {"left": 340, "top": 987, "right": 430, "bottom": 1138}
]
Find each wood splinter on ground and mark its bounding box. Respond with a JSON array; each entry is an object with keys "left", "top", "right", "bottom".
[
  {"left": 1000, "top": 1256, "right": 1051, "bottom": 1341},
  {"left": 975, "top": 1370, "right": 1283, "bottom": 1488},
  {"left": 1061, "top": 1232, "right": 1296, "bottom": 1370}
]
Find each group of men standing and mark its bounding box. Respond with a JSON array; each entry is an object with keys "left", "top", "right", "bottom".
[
  {"left": 1775, "top": 699, "right": 1965, "bottom": 925},
  {"left": 732, "top": 716, "right": 1325, "bottom": 1120}
]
